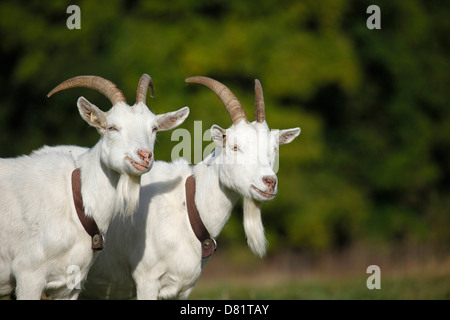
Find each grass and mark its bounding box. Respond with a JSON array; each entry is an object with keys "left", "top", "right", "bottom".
[
  {"left": 189, "top": 272, "right": 450, "bottom": 300},
  {"left": 2, "top": 247, "right": 449, "bottom": 300},
  {"left": 189, "top": 247, "right": 450, "bottom": 300},
  {"left": 2, "top": 267, "right": 448, "bottom": 300}
]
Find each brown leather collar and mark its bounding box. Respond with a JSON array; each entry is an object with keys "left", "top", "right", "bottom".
[
  {"left": 71, "top": 169, "right": 103, "bottom": 251},
  {"left": 185, "top": 175, "right": 216, "bottom": 259}
]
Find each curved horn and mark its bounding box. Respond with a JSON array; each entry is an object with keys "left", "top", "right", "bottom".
[
  {"left": 136, "top": 73, "right": 154, "bottom": 104},
  {"left": 47, "top": 75, "right": 126, "bottom": 106},
  {"left": 185, "top": 76, "right": 248, "bottom": 124},
  {"left": 254, "top": 79, "right": 265, "bottom": 123}
]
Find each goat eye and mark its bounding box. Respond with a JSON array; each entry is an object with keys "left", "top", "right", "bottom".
[
  {"left": 232, "top": 145, "right": 239, "bottom": 151},
  {"left": 107, "top": 126, "right": 117, "bottom": 132},
  {"left": 152, "top": 126, "right": 158, "bottom": 133}
]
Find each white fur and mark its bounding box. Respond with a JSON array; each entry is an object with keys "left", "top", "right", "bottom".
[
  {"left": 0, "top": 96, "right": 189, "bottom": 299},
  {"left": 80, "top": 119, "right": 300, "bottom": 300},
  {"left": 243, "top": 197, "right": 267, "bottom": 258}
]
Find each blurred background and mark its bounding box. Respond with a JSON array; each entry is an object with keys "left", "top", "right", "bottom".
[{"left": 0, "top": 0, "right": 448, "bottom": 299}]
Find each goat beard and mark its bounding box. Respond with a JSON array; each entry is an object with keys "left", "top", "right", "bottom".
[
  {"left": 115, "top": 174, "right": 141, "bottom": 217},
  {"left": 243, "top": 197, "right": 267, "bottom": 258}
]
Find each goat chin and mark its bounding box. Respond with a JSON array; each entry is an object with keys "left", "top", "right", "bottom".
[
  {"left": 243, "top": 197, "right": 267, "bottom": 258},
  {"left": 115, "top": 174, "right": 141, "bottom": 217}
]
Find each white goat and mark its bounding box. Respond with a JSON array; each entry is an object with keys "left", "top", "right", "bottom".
[
  {"left": 79, "top": 76, "right": 300, "bottom": 300},
  {"left": 0, "top": 74, "right": 189, "bottom": 299}
]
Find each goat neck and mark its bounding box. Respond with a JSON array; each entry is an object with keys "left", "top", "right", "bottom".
[
  {"left": 75, "top": 141, "right": 140, "bottom": 234},
  {"left": 192, "top": 156, "right": 239, "bottom": 238}
]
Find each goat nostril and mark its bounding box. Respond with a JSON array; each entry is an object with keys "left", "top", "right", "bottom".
[
  {"left": 263, "top": 176, "right": 277, "bottom": 188},
  {"left": 138, "top": 150, "right": 152, "bottom": 165}
]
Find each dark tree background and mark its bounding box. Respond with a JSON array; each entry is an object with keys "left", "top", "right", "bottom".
[{"left": 0, "top": 0, "right": 448, "bottom": 257}]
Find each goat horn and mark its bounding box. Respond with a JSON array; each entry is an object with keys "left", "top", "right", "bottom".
[
  {"left": 185, "top": 76, "right": 248, "bottom": 125},
  {"left": 254, "top": 79, "right": 265, "bottom": 123},
  {"left": 136, "top": 74, "right": 154, "bottom": 104},
  {"left": 47, "top": 75, "right": 126, "bottom": 106}
]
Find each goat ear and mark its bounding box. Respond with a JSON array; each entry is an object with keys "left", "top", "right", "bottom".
[
  {"left": 273, "top": 127, "right": 301, "bottom": 145},
  {"left": 156, "top": 106, "right": 190, "bottom": 131},
  {"left": 210, "top": 124, "right": 226, "bottom": 147},
  {"left": 77, "top": 97, "right": 107, "bottom": 134}
]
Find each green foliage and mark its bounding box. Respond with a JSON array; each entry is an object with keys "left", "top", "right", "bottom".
[
  {"left": 190, "top": 272, "right": 450, "bottom": 299},
  {"left": 0, "top": 0, "right": 448, "bottom": 254}
]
